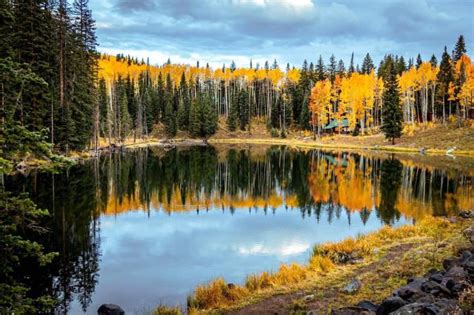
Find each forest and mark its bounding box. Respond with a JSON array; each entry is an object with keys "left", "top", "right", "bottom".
[{"left": 1, "top": 1, "right": 473, "bottom": 159}]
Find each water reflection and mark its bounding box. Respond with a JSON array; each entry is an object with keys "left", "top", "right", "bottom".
[{"left": 4, "top": 146, "right": 473, "bottom": 314}]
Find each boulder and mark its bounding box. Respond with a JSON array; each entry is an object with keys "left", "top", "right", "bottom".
[
  {"left": 389, "top": 299, "right": 460, "bottom": 315},
  {"left": 463, "top": 227, "right": 474, "bottom": 243},
  {"left": 394, "top": 278, "right": 428, "bottom": 302},
  {"left": 343, "top": 279, "right": 362, "bottom": 294},
  {"left": 97, "top": 304, "right": 125, "bottom": 315},
  {"left": 428, "top": 272, "right": 444, "bottom": 284},
  {"left": 420, "top": 280, "right": 451, "bottom": 297},
  {"left": 459, "top": 210, "right": 473, "bottom": 218},
  {"left": 376, "top": 297, "right": 407, "bottom": 315},
  {"left": 357, "top": 301, "right": 378, "bottom": 312}
]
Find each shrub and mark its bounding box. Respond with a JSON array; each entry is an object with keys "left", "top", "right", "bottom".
[
  {"left": 188, "top": 278, "right": 249, "bottom": 310},
  {"left": 309, "top": 255, "right": 335, "bottom": 273},
  {"left": 245, "top": 271, "right": 273, "bottom": 291},
  {"left": 271, "top": 128, "right": 280, "bottom": 137}
]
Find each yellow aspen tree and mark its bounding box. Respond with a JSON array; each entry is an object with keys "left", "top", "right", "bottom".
[{"left": 309, "top": 80, "right": 332, "bottom": 138}]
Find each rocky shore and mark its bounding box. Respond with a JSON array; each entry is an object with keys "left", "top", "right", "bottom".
[{"left": 333, "top": 218, "right": 473, "bottom": 315}]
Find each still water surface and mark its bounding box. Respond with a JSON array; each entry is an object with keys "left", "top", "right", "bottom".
[{"left": 5, "top": 145, "right": 473, "bottom": 314}]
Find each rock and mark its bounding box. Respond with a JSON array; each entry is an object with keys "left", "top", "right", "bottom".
[
  {"left": 463, "top": 227, "right": 474, "bottom": 243},
  {"left": 332, "top": 306, "right": 375, "bottom": 315},
  {"left": 357, "top": 301, "right": 378, "bottom": 312},
  {"left": 442, "top": 258, "right": 459, "bottom": 271},
  {"left": 394, "top": 278, "right": 428, "bottom": 302},
  {"left": 428, "top": 272, "right": 444, "bottom": 284},
  {"left": 443, "top": 266, "right": 467, "bottom": 284},
  {"left": 389, "top": 299, "right": 460, "bottom": 315},
  {"left": 420, "top": 280, "right": 451, "bottom": 297},
  {"left": 459, "top": 210, "right": 473, "bottom": 218},
  {"left": 97, "top": 304, "right": 125, "bottom": 315},
  {"left": 343, "top": 279, "right": 362, "bottom": 294},
  {"left": 376, "top": 297, "right": 407, "bottom": 315},
  {"left": 303, "top": 294, "right": 315, "bottom": 302}
]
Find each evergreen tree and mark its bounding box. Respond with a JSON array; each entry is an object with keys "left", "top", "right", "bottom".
[
  {"left": 299, "top": 97, "right": 311, "bottom": 130},
  {"left": 189, "top": 99, "right": 201, "bottom": 137},
  {"left": 348, "top": 52, "right": 355, "bottom": 74},
  {"left": 177, "top": 72, "right": 190, "bottom": 130},
  {"left": 429, "top": 54, "right": 438, "bottom": 67},
  {"left": 452, "top": 35, "right": 466, "bottom": 62},
  {"left": 200, "top": 96, "right": 217, "bottom": 138},
  {"left": 328, "top": 54, "right": 337, "bottom": 82},
  {"left": 154, "top": 72, "right": 165, "bottom": 123},
  {"left": 361, "top": 53, "right": 374, "bottom": 74},
  {"left": 227, "top": 96, "right": 238, "bottom": 132},
  {"left": 337, "top": 59, "right": 345, "bottom": 77},
  {"left": 396, "top": 56, "right": 406, "bottom": 75},
  {"left": 437, "top": 46, "right": 454, "bottom": 121},
  {"left": 163, "top": 73, "right": 176, "bottom": 136},
  {"left": 316, "top": 55, "right": 325, "bottom": 81},
  {"left": 238, "top": 89, "right": 250, "bottom": 130},
  {"left": 416, "top": 54, "right": 423, "bottom": 69},
  {"left": 381, "top": 56, "right": 403, "bottom": 144}
]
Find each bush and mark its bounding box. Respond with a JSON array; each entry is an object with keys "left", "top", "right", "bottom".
[{"left": 271, "top": 128, "right": 280, "bottom": 138}]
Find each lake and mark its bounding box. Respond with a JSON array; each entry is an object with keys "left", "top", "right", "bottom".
[{"left": 4, "top": 145, "right": 473, "bottom": 314}]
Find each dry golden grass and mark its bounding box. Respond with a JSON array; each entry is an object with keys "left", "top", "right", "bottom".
[{"left": 151, "top": 305, "right": 181, "bottom": 315}]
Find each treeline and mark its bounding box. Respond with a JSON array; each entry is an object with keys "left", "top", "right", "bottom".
[
  {"left": 98, "top": 35, "right": 472, "bottom": 145},
  {"left": 1, "top": 0, "right": 97, "bottom": 153}
]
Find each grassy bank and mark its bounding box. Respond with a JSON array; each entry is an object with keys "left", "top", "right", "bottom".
[{"left": 177, "top": 216, "right": 472, "bottom": 314}]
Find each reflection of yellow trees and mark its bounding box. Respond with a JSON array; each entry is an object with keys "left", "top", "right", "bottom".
[
  {"left": 308, "top": 155, "right": 379, "bottom": 212},
  {"left": 306, "top": 154, "right": 472, "bottom": 220},
  {"left": 100, "top": 152, "right": 472, "bottom": 221},
  {"left": 102, "top": 186, "right": 295, "bottom": 216}
]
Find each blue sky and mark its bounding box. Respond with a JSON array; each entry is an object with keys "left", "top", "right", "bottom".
[{"left": 90, "top": 0, "right": 473, "bottom": 68}]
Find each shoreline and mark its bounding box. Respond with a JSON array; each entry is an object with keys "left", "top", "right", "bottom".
[
  {"left": 92, "top": 136, "right": 474, "bottom": 157},
  {"left": 184, "top": 215, "right": 473, "bottom": 314},
  {"left": 11, "top": 135, "right": 474, "bottom": 175}
]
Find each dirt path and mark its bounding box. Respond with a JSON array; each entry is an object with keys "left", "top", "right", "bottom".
[{"left": 226, "top": 243, "right": 415, "bottom": 315}]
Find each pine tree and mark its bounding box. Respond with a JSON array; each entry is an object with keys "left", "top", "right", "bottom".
[
  {"left": 189, "top": 99, "right": 201, "bottom": 137},
  {"left": 238, "top": 89, "right": 249, "bottom": 130},
  {"left": 227, "top": 94, "right": 238, "bottom": 132},
  {"left": 200, "top": 95, "right": 217, "bottom": 138},
  {"left": 316, "top": 55, "right": 325, "bottom": 81},
  {"left": 452, "top": 35, "right": 466, "bottom": 62},
  {"left": 154, "top": 73, "right": 165, "bottom": 123},
  {"left": 437, "top": 46, "right": 454, "bottom": 122},
  {"left": 328, "top": 54, "right": 337, "bottom": 82},
  {"left": 337, "top": 59, "right": 345, "bottom": 77},
  {"left": 361, "top": 53, "right": 374, "bottom": 74},
  {"left": 163, "top": 73, "right": 176, "bottom": 136},
  {"left": 396, "top": 56, "right": 406, "bottom": 75},
  {"left": 429, "top": 54, "right": 438, "bottom": 67},
  {"left": 381, "top": 56, "right": 403, "bottom": 144},
  {"left": 177, "top": 72, "right": 189, "bottom": 130},
  {"left": 416, "top": 54, "right": 423, "bottom": 69},
  {"left": 348, "top": 52, "right": 355, "bottom": 74}
]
